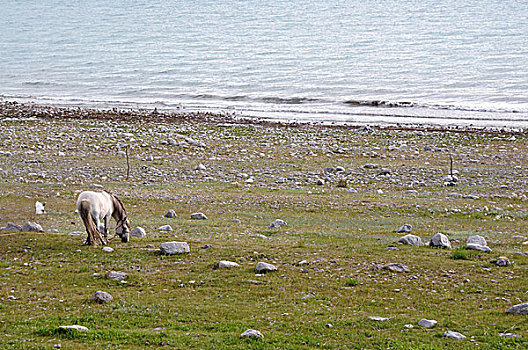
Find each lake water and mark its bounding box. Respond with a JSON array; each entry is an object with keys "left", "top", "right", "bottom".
[{"left": 1, "top": 0, "right": 527, "bottom": 128}]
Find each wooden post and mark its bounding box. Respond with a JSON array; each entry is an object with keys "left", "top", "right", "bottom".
[{"left": 125, "top": 146, "right": 130, "bottom": 180}]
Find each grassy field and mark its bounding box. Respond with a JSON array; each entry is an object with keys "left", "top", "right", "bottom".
[{"left": 0, "top": 104, "right": 527, "bottom": 349}]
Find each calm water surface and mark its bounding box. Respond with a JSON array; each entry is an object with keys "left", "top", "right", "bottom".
[{"left": 1, "top": 0, "right": 527, "bottom": 127}]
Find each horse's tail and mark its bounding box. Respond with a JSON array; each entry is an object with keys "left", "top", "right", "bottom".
[{"left": 79, "top": 200, "right": 104, "bottom": 247}]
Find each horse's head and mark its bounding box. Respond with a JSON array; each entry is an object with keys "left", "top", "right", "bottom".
[{"left": 116, "top": 218, "right": 130, "bottom": 243}]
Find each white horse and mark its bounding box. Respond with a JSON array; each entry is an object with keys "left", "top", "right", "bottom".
[{"left": 76, "top": 190, "right": 130, "bottom": 246}]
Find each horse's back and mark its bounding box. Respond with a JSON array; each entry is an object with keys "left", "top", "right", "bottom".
[{"left": 76, "top": 191, "right": 110, "bottom": 214}]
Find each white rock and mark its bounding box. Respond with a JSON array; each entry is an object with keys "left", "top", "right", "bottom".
[
  {"left": 506, "top": 302, "right": 528, "bottom": 315},
  {"left": 369, "top": 316, "right": 390, "bottom": 321},
  {"left": 396, "top": 224, "right": 412, "bottom": 233},
  {"left": 35, "top": 201, "right": 45, "bottom": 214},
  {"left": 499, "top": 333, "right": 522, "bottom": 338},
  {"left": 418, "top": 319, "right": 437, "bottom": 328},
  {"left": 429, "top": 233, "right": 452, "bottom": 249},
  {"left": 106, "top": 271, "right": 128, "bottom": 281},
  {"left": 240, "top": 329, "right": 263, "bottom": 339},
  {"left": 496, "top": 256, "right": 510, "bottom": 266},
  {"left": 165, "top": 209, "right": 177, "bottom": 218},
  {"left": 398, "top": 234, "right": 423, "bottom": 246},
  {"left": 467, "top": 235, "right": 487, "bottom": 247},
  {"left": 22, "top": 222, "right": 43, "bottom": 232},
  {"left": 444, "top": 331, "right": 466, "bottom": 340},
  {"left": 255, "top": 262, "right": 277, "bottom": 273},
  {"left": 58, "top": 325, "right": 89, "bottom": 332},
  {"left": 102, "top": 247, "right": 114, "bottom": 253},
  {"left": 196, "top": 163, "right": 206, "bottom": 171},
  {"left": 160, "top": 241, "right": 190, "bottom": 255},
  {"left": 130, "top": 227, "right": 146, "bottom": 238},
  {"left": 92, "top": 291, "right": 113, "bottom": 304},
  {"left": 158, "top": 225, "right": 173, "bottom": 231},
  {"left": 185, "top": 137, "right": 206, "bottom": 147},
  {"left": 190, "top": 212, "right": 207, "bottom": 220},
  {"left": 217, "top": 261, "right": 240, "bottom": 269},
  {"left": 1, "top": 222, "right": 22, "bottom": 231},
  {"left": 466, "top": 243, "right": 492, "bottom": 252},
  {"left": 269, "top": 219, "right": 287, "bottom": 228}
]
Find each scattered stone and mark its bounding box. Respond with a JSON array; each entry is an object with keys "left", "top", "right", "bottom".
[
  {"left": 102, "top": 247, "right": 114, "bottom": 253},
  {"left": 369, "top": 316, "right": 390, "bottom": 321},
  {"left": 398, "top": 234, "right": 423, "bottom": 246},
  {"left": 160, "top": 241, "right": 190, "bottom": 255},
  {"left": 418, "top": 319, "right": 437, "bottom": 328},
  {"left": 185, "top": 137, "right": 206, "bottom": 147},
  {"left": 92, "top": 291, "right": 113, "bottom": 304},
  {"left": 256, "top": 262, "right": 277, "bottom": 273},
  {"left": 467, "top": 235, "right": 487, "bottom": 247},
  {"left": 217, "top": 261, "right": 240, "bottom": 269},
  {"left": 269, "top": 219, "right": 287, "bottom": 228},
  {"left": 379, "top": 168, "right": 391, "bottom": 175},
  {"left": 196, "top": 163, "right": 206, "bottom": 171},
  {"left": 35, "top": 201, "right": 45, "bottom": 214},
  {"left": 363, "top": 163, "right": 379, "bottom": 169},
  {"left": 325, "top": 323, "right": 333, "bottom": 328},
  {"left": 130, "top": 227, "right": 146, "bottom": 238},
  {"left": 499, "top": 333, "right": 522, "bottom": 338},
  {"left": 20, "top": 222, "right": 43, "bottom": 232},
  {"left": 58, "top": 325, "right": 89, "bottom": 332},
  {"left": 1, "top": 222, "right": 22, "bottom": 231},
  {"left": 250, "top": 233, "right": 269, "bottom": 239},
  {"left": 164, "top": 209, "right": 177, "bottom": 218},
  {"left": 506, "top": 302, "right": 528, "bottom": 315},
  {"left": 231, "top": 219, "right": 241, "bottom": 224},
  {"left": 106, "top": 271, "right": 128, "bottom": 281},
  {"left": 444, "top": 331, "right": 466, "bottom": 340},
  {"left": 466, "top": 243, "right": 492, "bottom": 252},
  {"left": 190, "top": 212, "right": 207, "bottom": 220},
  {"left": 201, "top": 244, "right": 212, "bottom": 249},
  {"left": 429, "top": 233, "right": 452, "bottom": 249},
  {"left": 496, "top": 256, "right": 510, "bottom": 266},
  {"left": 146, "top": 155, "right": 154, "bottom": 161},
  {"left": 396, "top": 224, "right": 412, "bottom": 233},
  {"left": 383, "top": 263, "right": 410, "bottom": 273},
  {"left": 316, "top": 179, "right": 325, "bottom": 186},
  {"left": 158, "top": 225, "right": 173, "bottom": 231},
  {"left": 240, "top": 329, "right": 263, "bottom": 339}
]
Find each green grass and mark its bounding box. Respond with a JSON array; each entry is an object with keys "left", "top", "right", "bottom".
[{"left": 1, "top": 109, "right": 528, "bottom": 349}]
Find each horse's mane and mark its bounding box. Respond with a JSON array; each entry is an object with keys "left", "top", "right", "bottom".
[{"left": 103, "top": 190, "right": 127, "bottom": 218}]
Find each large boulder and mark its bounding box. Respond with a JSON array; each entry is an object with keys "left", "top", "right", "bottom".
[
  {"left": 398, "top": 234, "right": 423, "bottom": 246},
  {"left": 429, "top": 233, "right": 452, "bottom": 249},
  {"left": 160, "top": 241, "right": 190, "bottom": 255}
]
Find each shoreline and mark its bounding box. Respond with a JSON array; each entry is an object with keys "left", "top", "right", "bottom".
[{"left": 1, "top": 100, "right": 526, "bottom": 135}]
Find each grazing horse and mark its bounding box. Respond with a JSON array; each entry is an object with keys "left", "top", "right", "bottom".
[{"left": 76, "top": 190, "right": 130, "bottom": 246}]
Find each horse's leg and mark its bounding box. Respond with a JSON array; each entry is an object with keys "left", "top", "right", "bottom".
[{"left": 93, "top": 216, "right": 107, "bottom": 245}]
